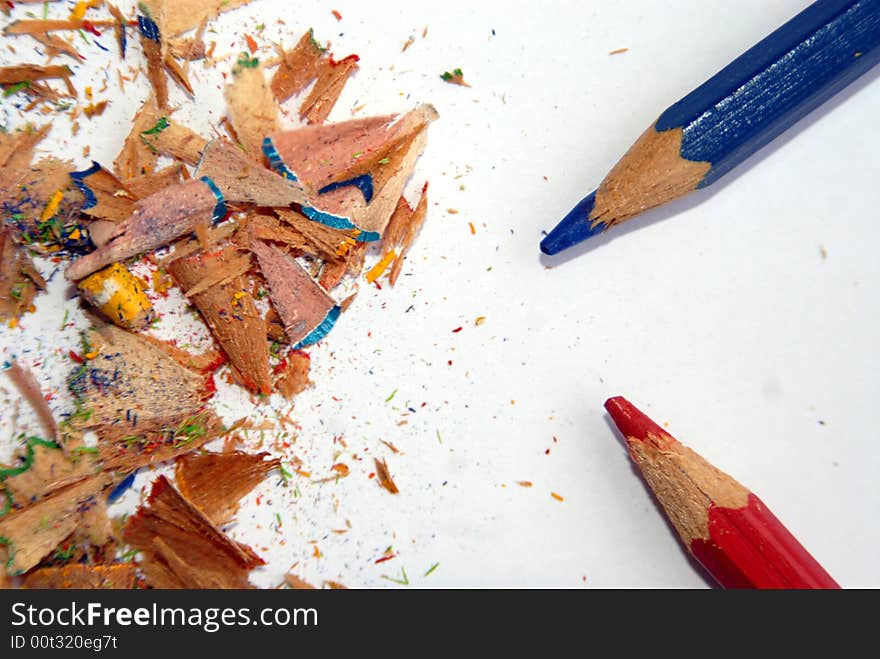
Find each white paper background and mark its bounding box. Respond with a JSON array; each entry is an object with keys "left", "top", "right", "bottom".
[{"left": 1, "top": 0, "right": 877, "bottom": 587}]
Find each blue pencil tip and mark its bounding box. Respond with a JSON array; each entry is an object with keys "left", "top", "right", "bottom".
[{"left": 540, "top": 191, "right": 606, "bottom": 255}]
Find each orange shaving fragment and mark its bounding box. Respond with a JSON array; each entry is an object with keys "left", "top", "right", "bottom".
[
  {"left": 551, "top": 492, "right": 564, "bottom": 502},
  {"left": 335, "top": 236, "right": 357, "bottom": 257},
  {"left": 39, "top": 190, "right": 64, "bottom": 222},
  {"left": 517, "top": 481, "right": 533, "bottom": 488},
  {"left": 365, "top": 250, "right": 396, "bottom": 283},
  {"left": 151, "top": 269, "right": 173, "bottom": 295},
  {"left": 83, "top": 100, "right": 108, "bottom": 118},
  {"left": 468, "top": 221, "right": 475, "bottom": 234},
  {"left": 374, "top": 458, "right": 399, "bottom": 494},
  {"left": 245, "top": 33, "right": 257, "bottom": 53}
]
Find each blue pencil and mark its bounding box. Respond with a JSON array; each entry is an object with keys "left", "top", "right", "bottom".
[{"left": 541, "top": 0, "right": 880, "bottom": 256}]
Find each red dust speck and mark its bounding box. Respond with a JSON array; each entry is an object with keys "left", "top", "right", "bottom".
[{"left": 331, "top": 9, "right": 342, "bottom": 20}]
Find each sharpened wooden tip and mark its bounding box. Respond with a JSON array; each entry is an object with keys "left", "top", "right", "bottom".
[{"left": 604, "top": 396, "right": 670, "bottom": 443}]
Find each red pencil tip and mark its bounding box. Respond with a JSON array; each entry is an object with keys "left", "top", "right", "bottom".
[{"left": 604, "top": 396, "right": 669, "bottom": 443}]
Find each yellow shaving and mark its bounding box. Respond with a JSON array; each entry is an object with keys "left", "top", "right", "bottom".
[
  {"left": 78, "top": 263, "right": 155, "bottom": 330},
  {"left": 40, "top": 191, "right": 64, "bottom": 222},
  {"left": 365, "top": 250, "right": 396, "bottom": 284},
  {"left": 336, "top": 237, "right": 357, "bottom": 257},
  {"left": 69, "top": 0, "right": 100, "bottom": 21}
]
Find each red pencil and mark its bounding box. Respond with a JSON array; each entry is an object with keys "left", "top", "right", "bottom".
[{"left": 605, "top": 396, "right": 840, "bottom": 589}]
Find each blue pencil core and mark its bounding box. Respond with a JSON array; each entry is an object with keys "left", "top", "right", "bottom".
[
  {"left": 69, "top": 161, "right": 103, "bottom": 210},
  {"left": 108, "top": 471, "right": 137, "bottom": 504},
  {"left": 293, "top": 305, "right": 341, "bottom": 350},
  {"left": 300, "top": 206, "right": 381, "bottom": 242},
  {"left": 137, "top": 15, "right": 160, "bottom": 42},
  {"left": 540, "top": 191, "right": 606, "bottom": 255},
  {"left": 199, "top": 176, "right": 228, "bottom": 224},
  {"left": 262, "top": 137, "right": 299, "bottom": 181},
  {"left": 319, "top": 174, "right": 374, "bottom": 204}
]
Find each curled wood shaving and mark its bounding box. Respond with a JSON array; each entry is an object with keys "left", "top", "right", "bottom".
[
  {"left": 0, "top": 474, "right": 110, "bottom": 575},
  {"left": 246, "top": 213, "right": 310, "bottom": 251},
  {"left": 144, "top": 119, "right": 208, "bottom": 166},
  {"left": 123, "top": 164, "right": 183, "bottom": 199},
  {"left": 123, "top": 475, "right": 263, "bottom": 589},
  {"left": 66, "top": 178, "right": 217, "bottom": 280},
  {"left": 73, "top": 164, "right": 136, "bottom": 221},
  {"left": 275, "top": 209, "right": 354, "bottom": 261},
  {"left": 182, "top": 251, "right": 251, "bottom": 298},
  {"left": 225, "top": 62, "right": 279, "bottom": 156},
  {"left": 0, "top": 123, "right": 50, "bottom": 168},
  {"left": 168, "top": 246, "right": 271, "bottom": 394},
  {"left": 196, "top": 139, "right": 307, "bottom": 207},
  {"left": 2, "top": 437, "right": 94, "bottom": 511},
  {"left": 381, "top": 183, "right": 429, "bottom": 285},
  {"left": 299, "top": 55, "right": 359, "bottom": 125},
  {"left": 98, "top": 409, "right": 225, "bottom": 474},
  {"left": 0, "top": 228, "right": 45, "bottom": 321},
  {"left": 270, "top": 30, "right": 325, "bottom": 103},
  {"left": 158, "top": 220, "right": 238, "bottom": 267},
  {"left": 68, "top": 324, "right": 208, "bottom": 437},
  {"left": 250, "top": 240, "right": 336, "bottom": 347},
  {"left": 175, "top": 451, "right": 280, "bottom": 525},
  {"left": 317, "top": 258, "right": 346, "bottom": 290},
  {"left": 22, "top": 564, "right": 136, "bottom": 589}
]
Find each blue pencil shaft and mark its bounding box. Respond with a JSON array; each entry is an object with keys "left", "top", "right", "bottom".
[
  {"left": 662, "top": 0, "right": 880, "bottom": 187},
  {"left": 541, "top": 0, "right": 880, "bottom": 256}
]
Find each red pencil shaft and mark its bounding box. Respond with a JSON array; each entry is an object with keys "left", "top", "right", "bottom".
[{"left": 691, "top": 495, "right": 840, "bottom": 589}]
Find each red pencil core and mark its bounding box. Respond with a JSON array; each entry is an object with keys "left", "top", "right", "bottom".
[{"left": 604, "top": 396, "right": 668, "bottom": 442}]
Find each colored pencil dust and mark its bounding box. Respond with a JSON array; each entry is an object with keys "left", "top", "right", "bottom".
[
  {"left": 605, "top": 396, "right": 840, "bottom": 589},
  {"left": 541, "top": 0, "right": 880, "bottom": 255}
]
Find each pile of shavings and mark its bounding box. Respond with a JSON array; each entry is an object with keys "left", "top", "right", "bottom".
[{"left": 0, "top": 0, "right": 434, "bottom": 589}]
